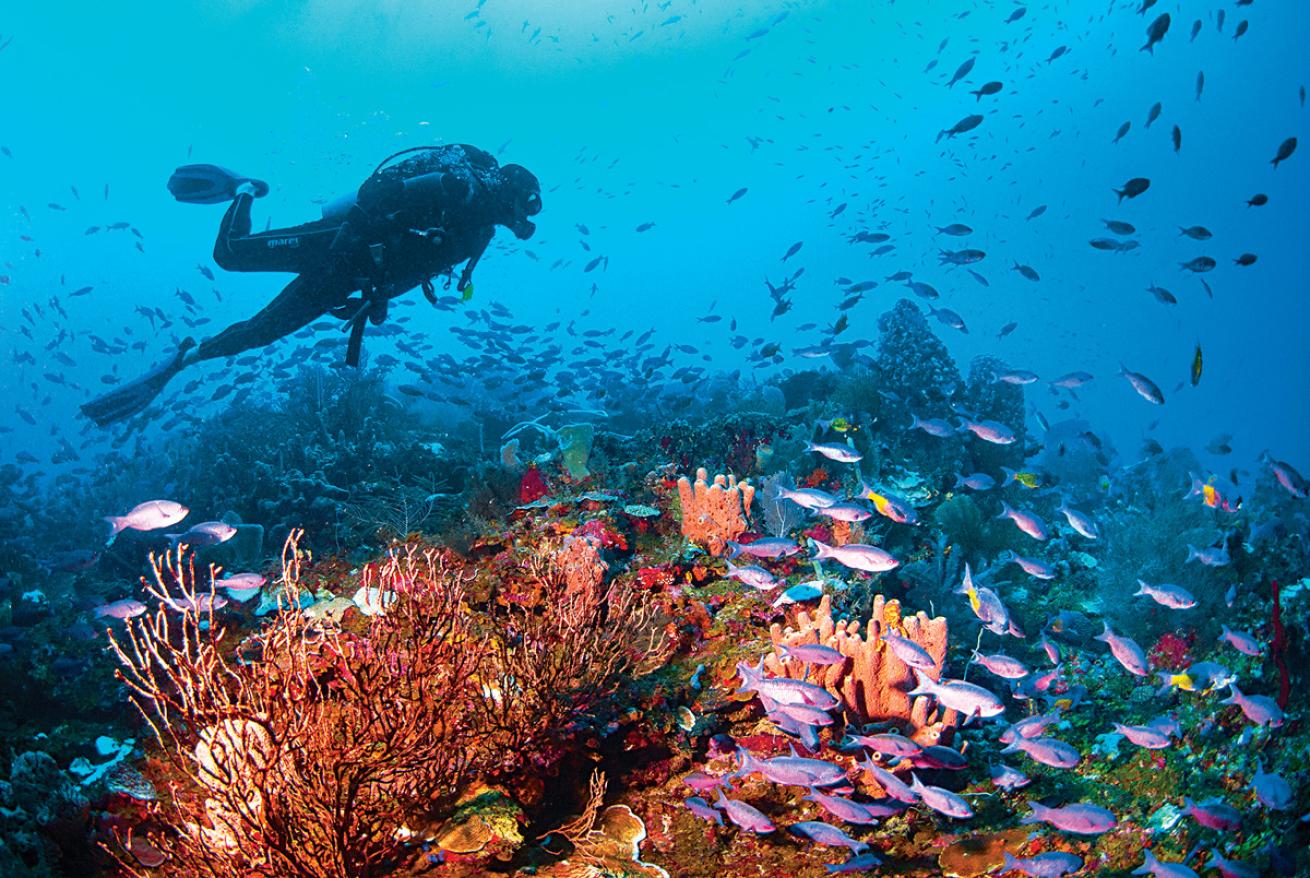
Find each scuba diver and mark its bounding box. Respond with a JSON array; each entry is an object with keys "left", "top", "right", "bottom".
[{"left": 81, "top": 145, "right": 542, "bottom": 426}]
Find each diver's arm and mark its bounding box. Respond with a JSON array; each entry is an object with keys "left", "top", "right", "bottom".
[{"left": 457, "top": 227, "right": 494, "bottom": 293}]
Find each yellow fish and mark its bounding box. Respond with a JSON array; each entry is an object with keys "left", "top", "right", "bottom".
[
  {"left": 1004, "top": 468, "right": 1042, "bottom": 489},
  {"left": 1159, "top": 672, "right": 1195, "bottom": 692}
]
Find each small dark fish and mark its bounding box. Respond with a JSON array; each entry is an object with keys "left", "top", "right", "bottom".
[
  {"left": 1113, "top": 121, "right": 1131, "bottom": 144},
  {"left": 1190, "top": 19, "right": 1202, "bottom": 41},
  {"left": 998, "top": 321, "right": 1018, "bottom": 339},
  {"left": 1013, "top": 262, "right": 1040, "bottom": 281},
  {"left": 936, "top": 223, "right": 973, "bottom": 236},
  {"left": 1046, "top": 45, "right": 1068, "bottom": 63},
  {"left": 1145, "top": 101, "right": 1162, "bottom": 128},
  {"left": 1005, "top": 8, "right": 1026, "bottom": 24},
  {"left": 1233, "top": 253, "right": 1257, "bottom": 267},
  {"left": 1142, "top": 13, "right": 1170, "bottom": 54},
  {"left": 1191, "top": 344, "right": 1203, "bottom": 387},
  {"left": 726, "top": 187, "right": 748, "bottom": 204},
  {"left": 971, "top": 81, "right": 1002, "bottom": 101},
  {"left": 1103, "top": 218, "right": 1136, "bottom": 235},
  {"left": 198, "top": 265, "right": 215, "bottom": 281},
  {"left": 84, "top": 226, "right": 100, "bottom": 235},
  {"left": 1180, "top": 256, "right": 1216, "bottom": 273},
  {"left": 584, "top": 256, "right": 604, "bottom": 273},
  {"left": 1146, "top": 285, "right": 1177, "bottom": 305},
  {"left": 70, "top": 285, "right": 93, "bottom": 297},
  {"left": 635, "top": 222, "right": 654, "bottom": 232},
  {"left": 1233, "top": 20, "right": 1248, "bottom": 41},
  {"left": 1026, "top": 205, "right": 1047, "bottom": 220},
  {"left": 1195, "top": 70, "right": 1205, "bottom": 101},
  {"left": 1178, "top": 225, "right": 1211, "bottom": 240},
  {"left": 1114, "top": 177, "right": 1150, "bottom": 203},
  {"left": 946, "top": 57, "right": 975, "bottom": 88},
  {"left": 782, "top": 241, "right": 804, "bottom": 262},
  {"left": 937, "top": 114, "right": 984, "bottom": 142},
  {"left": 1271, "top": 137, "right": 1297, "bottom": 169},
  {"left": 1246, "top": 193, "right": 1268, "bottom": 207},
  {"left": 1171, "top": 125, "right": 1182, "bottom": 153}
]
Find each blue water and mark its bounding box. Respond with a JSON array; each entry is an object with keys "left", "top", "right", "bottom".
[{"left": 2, "top": 0, "right": 1307, "bottom": 476}]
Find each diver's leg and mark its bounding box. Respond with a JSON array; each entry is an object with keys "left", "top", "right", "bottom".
[
  {"left": 192, "top": 273, "right": 349, "bottom": 362},
  {"left": 212, "top": 192, "right": 341, "bottom": 274}
]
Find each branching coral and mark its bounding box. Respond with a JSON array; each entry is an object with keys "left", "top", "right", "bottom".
[
  {"left": 764, "top": 594, "right": 957, "bottom": 745},
  {"left": 477, "top": 539, "right": 666, "bottom": 775},
  {"left": 108, "top": 534, "right": 488, "bottom": 878},
  {"left": 676, "top": 467, "right": 756, "bottom": 555}
]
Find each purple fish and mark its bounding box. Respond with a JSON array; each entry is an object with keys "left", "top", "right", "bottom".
[
  {"left": 1222, "top": 682, "right": 1284, "bottom": 727},
  {"left": 94, "top": 598, "right": 147, "bottom": 620},
  {"left": 1183, "top": 797, "right": 1241, "bottom": 832},
  {"left": 684, "top": 795, "right": 723, "bottom": 825},
  {"left": 849, "top": 732, "right": 920, "bottom": 759},
  {"left": 1096, "top": 622, "right": 1149, "bottom": 676},
  {"left": 1114, "top": 722, "right": 1172, "bottom": 749},
  {"left": 959, "top": 418, "right": 1017, "bottom": 444},
  {"left": 954, "top": 472, "right": 996, "bottom": 491},
  {"left": 910, "top": 413, "right": 955, "bottom": 437},
  {"left": 972, "top": 650, "right": 1030, "bottom": 680},
  {"left": 858, "top": 757, "right": 918, "bottom": 804},
  {"left": 811, "top": 539, "right": 899, "bottom": 573},
  {"left": 167, "top": 520, "right": 237, "bottom": 547},
  {"left": 909, "top": 745, "right": 968, "bottom": 771},
  {"left": 1021, "top": 801, "right": 1116, "bottom": 834},
  {"left": 909, "top": 668, "right": 1006, "bottom": 719},
  {"left": 998, "top": 501, "right": 1049, "bottom": 540},
  {"left": 1218, "top": 625, "right": 1263, "bottom": 656},
  {"left": 1003, "top": 736, "right": 1081, "bottom": 769},
  {"left": 776, "top": 485, "right": 838, "bottom": 511},
  {"left": 803, "top": 788, "right": 880, "bottom": 824},
  {"left": 715, "top": 789, "right": 774, "bottom": 833},
  {"left": 1134, "top": 579, "right": 1196, "bottom": 609},
  {"left": 778, "top": 643, "right": 846, "bottom": 666},
  {"left": 1251, "top": 763, "right": 1292, "bottom": 810},
  {"left": 1186, "top": 544, "right": 1230, "bottom": 567},
  {"left": 1000, "top": 550, "right": 1056, "bottom": 580},
  {"left": 1056, "top": 500, "right": 1099, "bottom": 539},
  {"left": 989, "top": 763, "right": 1031, "bottom": 791},
  {"left": 909, "top": 774, "right": 973, "bottom": 818},
  {"left": 1002, "top": 851, "right": 1084, "bottom": 877},
  {"left": 881, "top": 630, "right": 938, "bottom": 671},
  {"left": 1206, "top": 848, "right": 1259, "bottom": 878},
  {"left": 1000, "top": 711, "right": 1063, "bottom": 744},
  {"left": 104, "top": 499, "right": 189, "bottom": 541},
  {"left": 682, "top": 771, "right": 728, "bottom": 794},
  {"left": 727, "top": 537, "right": 802, "bottom": 559},
  {"left": 736, "top": 658, "right": 841, "bottom": 710},
  {"left": 826, "top": 852, "right": 885, "bottom": 874},
  {"left": 737, "top": 748, "right": 846, "bottom": 787},
  {"left": 1133, "top": 850, "right": 1199, "bottom": 878},
  {"left": 789, "top": 820, "right": 869, "bottom": 853},
  {"left": 724, "top": 562, "right": 780, "bottom": 591}
]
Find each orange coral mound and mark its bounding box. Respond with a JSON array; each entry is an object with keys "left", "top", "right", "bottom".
[
  {"left": 675, "top": 467, "right": 755, "bottom": 556},
  {"left": 764, "top": 593, "right": 958, "bottom": 746}
]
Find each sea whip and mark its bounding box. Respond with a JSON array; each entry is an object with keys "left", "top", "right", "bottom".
[{"left": 1271, "top": 579, "right": 1290, "bottom": 710}]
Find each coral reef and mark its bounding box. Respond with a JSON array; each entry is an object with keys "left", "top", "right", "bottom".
[
  {"left": 676, "top": 468, "right": 756, "bottom": 555},
  {"left": 764, "top": 594, "right": 957, "bottom": 743}
]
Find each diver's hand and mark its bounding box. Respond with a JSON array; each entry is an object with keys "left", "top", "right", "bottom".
[{"left": 234, "top": 181, "right": 260, "bottom": 199}]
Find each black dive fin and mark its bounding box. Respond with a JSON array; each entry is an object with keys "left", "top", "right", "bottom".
[
  {"left": 80, "top": 338, "right": 196, "bottom": 427},
  {"left": 167, "top": 164, "right": 269, "bottom": 204}
]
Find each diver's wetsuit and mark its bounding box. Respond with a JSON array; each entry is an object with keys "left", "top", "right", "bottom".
[
  {"left": 80, "top": 144, "right": 540, "bottom": 427},
  {"left": 194, "top": 144, "right": 508, "bottom": 366}
]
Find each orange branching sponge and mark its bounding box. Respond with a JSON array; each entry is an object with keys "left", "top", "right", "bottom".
[
  {"left": 675, "top": 467, "right": 756, "bottom": 555},
  {"left": 764, "top": 593, "right": 957, "bottom": 745}
]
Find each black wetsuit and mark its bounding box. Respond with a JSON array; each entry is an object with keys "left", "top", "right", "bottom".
[{"left": 196, "top": 144, "right": 507, "bottom": 366}]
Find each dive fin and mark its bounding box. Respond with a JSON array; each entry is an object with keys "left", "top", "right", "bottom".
[
  {"left": 167, "top": 164, "right": 269, "bottom": 204},
  {"left": 80, "top": 338, "right": 196, "bottom": 427}
]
